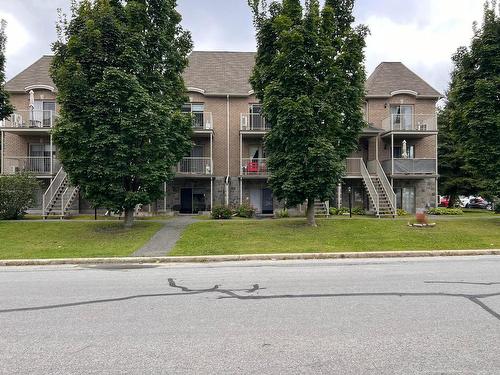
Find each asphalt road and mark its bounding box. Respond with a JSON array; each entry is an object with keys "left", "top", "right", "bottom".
[{"left": 1, "top": 256, "right": 499, "bottom": 374}]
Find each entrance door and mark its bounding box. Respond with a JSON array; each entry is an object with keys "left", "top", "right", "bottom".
[
  {"left": 250, "top": 188, "right": 261, "bottom": 213},
  {"left": 180, "top": 188, "right": 193, "bottom": 214},
  {"left": 262, "top": 188, "right": 274, "bottom": 214},
  {"left": 192, "top": 188, "right": 206, "bottom": 213}
]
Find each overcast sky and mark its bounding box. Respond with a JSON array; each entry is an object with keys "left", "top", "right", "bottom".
[{"left": 0, "top": 0, "right": 486, "bottom": 94}]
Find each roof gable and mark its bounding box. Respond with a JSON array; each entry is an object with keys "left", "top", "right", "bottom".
[
  {"left": 5, "top": 56, "right": 56, "bottom": 93},
  {"left": 183, "top": 51, "right": 256, "bottom": 96},
  {"left": 365, "top": 62, "right": 442, "bottom": 98}
]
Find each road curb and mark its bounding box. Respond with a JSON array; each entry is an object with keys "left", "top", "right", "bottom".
[{"left": 0, "top": 249, "right": 499, "bottom": 267}]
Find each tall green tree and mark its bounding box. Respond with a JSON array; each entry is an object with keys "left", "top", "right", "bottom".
[
  {"left": 0, "top": 19, "right": 13, "bottom": 121},
  {"left": 446, "top": 1, "right": 499, "bottom": 200},
  {"left": 437, "top": 106, "right": 478, "bottom": 206},
  {"left": 249, "top": 0, "right": 368, "bottom": 226},
  {"left": 51, "top": 0, "right": 193, "bottom": 227}
]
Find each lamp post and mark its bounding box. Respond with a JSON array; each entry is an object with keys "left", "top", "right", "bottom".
[{"left": 348, "top": 186, "right": 352, "bottom": 218}]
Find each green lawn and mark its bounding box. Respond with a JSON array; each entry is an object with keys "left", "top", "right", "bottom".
[
  {"left": 0, "top": 221, "right": 163, "bottom": 259},
  {"left": 170, "top": 216, "right": 500, "bottom": 256}
]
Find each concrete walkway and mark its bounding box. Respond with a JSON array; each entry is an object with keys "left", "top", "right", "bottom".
[{"left": 132, "top": 216, "right": 198, "bottom": 257}]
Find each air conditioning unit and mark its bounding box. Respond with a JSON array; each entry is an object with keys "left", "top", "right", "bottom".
[
  {"left": 11, "top": 166, "right": 20, "bottom": 173},
  {"left": 240, "top": 115, "right": 248, "bottom": 130},
  {"left": 205, "top": 120, "right": 212, "bottom": 130}
]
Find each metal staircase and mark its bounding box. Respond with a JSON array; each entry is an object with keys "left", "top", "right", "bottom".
[
  {"left": 42, "top": 167, "right": 80, "bottom": 218},
  {"left": 357, "top": 159, "right": 397, "bottom": 218},
  {"left": 314, "top": 200, "right": 330, "bottom": 217}
]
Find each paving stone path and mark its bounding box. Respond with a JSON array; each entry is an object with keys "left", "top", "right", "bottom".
[{"left": 132, "top": 216, "right": 198, "bottom": 257}]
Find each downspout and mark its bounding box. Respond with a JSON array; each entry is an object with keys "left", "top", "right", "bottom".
[
  {"left": 225, "top": 94, "right": 230, "bottom": 206},
  {"left": 0, "top": 131, "right": 3, "bottom": 174}
]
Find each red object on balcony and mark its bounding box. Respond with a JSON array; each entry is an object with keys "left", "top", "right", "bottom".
[{"left": 247, "top": 162, "right": 259, "bottom": 173}]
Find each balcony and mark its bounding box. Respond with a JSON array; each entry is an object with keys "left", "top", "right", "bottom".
[
  {"left": 1, "top": 110, "right": 56, "bottom": 129},
  {"left": 189, "top": 112, "right": 213, "bottom": 131},
  {"left": 240, "top": 113, "right": 271, "bottom": 131},
  {"left": 241, "top": 158, "right": 268, "bottom": 176},
  {"left": 176, "top": 157, "right": 212, "bottom": 176},
  {"left": 3, "top": 156, "right": 61, "bottom": 176},
  {"left": 382, "top": 114, "right": 437, "bottom": 132},
  {"left": 381, "top": 158, "right": 437, "bottom": 175}
]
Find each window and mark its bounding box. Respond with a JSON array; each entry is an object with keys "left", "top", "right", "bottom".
[
  {"left": 393, "top": 144, "right": 415, "bottom": 159},
  {"left": 249, "top": 104, "right": 264, "bottom": 130},
  {"left": 182, "top": 103, "right": 205, "bottom": 128},
  {"left": 390, "top": 105, "right": 413, "bottom": 130},
  {"left": 393, "top": 146, "right": 402, "bottom": 159},
  {"left": 42, "top": 102, "right": 56, "bottom": 127}
]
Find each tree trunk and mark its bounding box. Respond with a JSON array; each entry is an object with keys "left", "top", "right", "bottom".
[
  {"left": 124, "top": 207, "right": 135, "bottom": 228},
  {"left": 306, "top": 198, "right": 317, "bottom": 227}
]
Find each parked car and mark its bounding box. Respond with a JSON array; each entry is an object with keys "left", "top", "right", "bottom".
[
  {"left": 465, "top": 197, "right": 492, "bottom": 210},
  {"left": 458, "top": 196, "right": 470, "bottom": 208},
  {"left": 438, "top": 196, "right": 450, "bottom": 207}
]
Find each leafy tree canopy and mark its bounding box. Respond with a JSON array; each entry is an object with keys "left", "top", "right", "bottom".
[
  {"left": 0, "top": 19, "right": 14, "bottom": 120},
  {"left": 249, "top": 0, "right": 368, "bottom": 225},
  {"left": 51, "top": 0, "right": 193, "bottom": 226},
  {"left": 445, "top": 1, "right": 500, "bottom": 199}
]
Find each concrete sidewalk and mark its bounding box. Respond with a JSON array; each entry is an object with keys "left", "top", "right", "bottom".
[
  {"left": 1, "top": 249, "right": 499, "bottom": 267},
  {"left": 131, "top": 215, "right": 198, "bottom": 257}
]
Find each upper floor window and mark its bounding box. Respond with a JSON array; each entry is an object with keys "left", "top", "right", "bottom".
[
  {"left": 248, "top": 104, "right": 270, "bottom": 130},
  {"left": 30, "top": 100, "right": 56, "bottom": 127},
  {"left": 182, "top": 103, "right": 205, "bottom": 129},
  {"left": 393, "top": 144, "right": 415, "bottom": 159},
  {"left": 390, "top": 105, "right": 413, "bottom": 130}
]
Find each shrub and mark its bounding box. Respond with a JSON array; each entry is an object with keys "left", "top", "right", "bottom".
[
  {"left": 0, "top": 173, "right": 40, "bottom": 220},
  {"left": 351, "top": 207, "right": 366, "bottom": 215},
  {"left": 211, "top": 205, "right": 233, "bottom": 220},
  {"left": 427, "top": 207, "right": 463, "bottom": 215},
  {"left": 329, "top": 207, "right": 349, "bottom": 216},
  {"left": 235, "top": 203, "right": 256, "bottom": 218},
  {"left": 276, "top": 208, "right": 289, "bottom": 218},
  {"left": 397, "top": 208, "right": 409, "bottom": 216}
]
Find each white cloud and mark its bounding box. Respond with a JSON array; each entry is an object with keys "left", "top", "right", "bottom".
[
  {"left": 0, "top": 11, "right": 31, "bottom": 57},
  {"left": 361, "top": 0, "right": 484, "bottom": 92}
]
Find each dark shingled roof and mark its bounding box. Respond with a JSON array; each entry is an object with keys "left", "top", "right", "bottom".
[
  {"left": 5, "top": 53, "right": 442, "bottom": 99},
  {"left": 183, "top": 51, "right": 256, "bottom": 96},
  {"left": 4, "top": 56, "right": 56, "bottom": 93},
  {"left": 365, "top": 62, "right": 442, "bottom": 98}
]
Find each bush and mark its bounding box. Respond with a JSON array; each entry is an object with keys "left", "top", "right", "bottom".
[
  {"left": 351, "top": 207, "right": 366, "bottom": 215},
  {"left": 397, "top": 208, "right": 409, "bottom": 216},
  {"left": 235, "top": 203, "right": 256, "bottom": 218},
  {"left": 427, "top": 207, "right": 463, "bottom": 215},
  {"left": 329, "top": 207, "right": 349, "bottom": 216},
  {"left": 276, "top": 208, "right": 289, "bottom": 218},
  {"left": 0, "top": 173, "right": 40, "bottom": 220},
  {"left": 211, "top": 206, "right": 233, "bottom": 220}
]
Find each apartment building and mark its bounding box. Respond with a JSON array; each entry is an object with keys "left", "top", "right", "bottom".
[{"left": 0, "top": 52, "right": 441, "bottom": 216}]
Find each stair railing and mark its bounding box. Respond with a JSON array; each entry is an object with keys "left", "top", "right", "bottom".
[
  {"left": 359, "top": 159, "right": 379, "bottom": 215},
  {"left": 372, "top": 160, "right": 397, "bottom": 215},
  {"left": 62, "top": 186, "right": 80, "bottom": 215},
  {"left": 42, "top": 167, "right": 67, "bottom": 217}
]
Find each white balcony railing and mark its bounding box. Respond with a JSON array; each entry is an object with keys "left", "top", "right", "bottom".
[
  {"left": 381, "top": 158, "right": 437, "bottom": 175},
  {"left": 3, "top": 156, "right": 60, "bottom": 175},
  {"left": 176, "top": 157, "right": 212, "bottom": 175},
  {"left": 184, "top": 112, "right": 213, "bottom": 130},
  {"left": 241, "top": 158, "right": 268, "bottom": 176},
  {"left": 240, "top": 113, "right": 271, "bottom": 131},
  {"left": 382, "top": 114, "right": 437, "bottom": 132},
  {"left": 1, "top": 110, "right": 57, "bottom": 129}
]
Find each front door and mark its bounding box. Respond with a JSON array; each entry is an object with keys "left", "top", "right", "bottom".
[
  {"left": 262, "top": 188, "right": 274, "bottom": 214},
  {"left": 250, "top": 188, "right": 261, "bottom": 213},
  {"left": 180, "top": 188, "right": 193, "bottom": 214}
]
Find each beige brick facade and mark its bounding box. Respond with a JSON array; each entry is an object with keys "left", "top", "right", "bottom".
[{"left": 1, "top": 55, "right": 440, "bottom": 215}]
